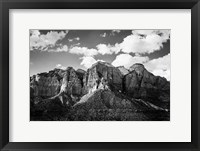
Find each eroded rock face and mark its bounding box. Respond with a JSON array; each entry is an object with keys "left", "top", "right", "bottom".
[
  {"left": 30, "top": 62, "right": 170, "bottom": 121},
  {"left": 30, "top": 62, "right": 170, "bottom": 105},
  {"left": 60, "top": 67, "right": 83, "bottom": 97},
  {"left": 30, "top": 73, "right": 61, "bottom": 98},
  {"left": 30, "top": 67, "right": 84, "bottom": 98},
  {"left": 83, "top": 61, "right": 123, "bottom": 94},
  {"left": 124, "top": 63, "right": 170, "bottom": 103}
]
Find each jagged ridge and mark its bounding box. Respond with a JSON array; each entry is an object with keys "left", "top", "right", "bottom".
[{"left": 30, "top": 61, "right": 170, "bottom": 121}]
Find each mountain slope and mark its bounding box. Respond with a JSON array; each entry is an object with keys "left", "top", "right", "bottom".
[{"left": 30, "top": 61, "right": 170, "bottom": 121}]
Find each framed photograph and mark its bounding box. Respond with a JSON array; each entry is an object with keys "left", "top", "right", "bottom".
[{"left": 0, "top": 0, "right": 199, "bottom": 150}]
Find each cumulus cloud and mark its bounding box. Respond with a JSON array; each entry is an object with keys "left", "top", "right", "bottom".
[
  {"left": 110, "top": 43, "right": 121, "bottom": 54},
  {"left": 144, "top": 53, "right": 170, "bottom": 81},
  {"left": 112, "top": 53, "right": 149, "bottom": 69},
  {"left": 79, "top": 57, "right": 96, "bottom": 69},
  {"left": 97, "top": 44, "right": 112, "bottom": 55},
  {"left": 120, "top": 30, "right": 170, "bottom": 54},
  {"left": 55, "top": 64, "right": 67, "bottom": 70},
  {"left": 48, "top": 45, "right": 68, "bottom": 52},
  {"left": 56, "top": 45, "right": 68, "bottom": 52},
  {"left": 80, "top": 56, "right": 106, "bottom": 69},
  {"left": 97, "top": 30, "right": 170, "bottom": 55},
  {"left": 97, "top": 43, "right": 121, "bottom": 55},
  {"left": 30, "top": 30, "right": 68, "bottom": 51},
  {"left": 69, "top": 46, "right": 98, "bottom": 57},
  {"left": 80, "top": 56, "right": 97, "bottom": 68},
  {"left": 69, "top": 44, "right": 112, "bottom": 68},
  {"left": 69, "top": 43, "right": 120, "bottom": 58},
  {"left": 100, "top": 32, "right": 107, "bottom": 37}
]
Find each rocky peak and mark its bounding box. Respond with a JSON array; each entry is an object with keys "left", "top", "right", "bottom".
[
  {"left": 76, "top": 69, "right": 86, "bottom": 74},
  {"left": 91, "top": 61, "right": 114, "bottom": 68},
  {"left": 66, "top": 66, "right": 74, "bottom": 71},
  {"left": 124, "top": 63, "right": 170, "bottom": 103},
  {"left": 129, "top": 63, "right": 145, "bottom": 74},
  {"left": 83, "top": 61, "right": 123, "bottom": 93},
  {"left": 30, "top": 66, "right": 84, "bottom": 98},
  {"left": 59, "top": 67, "right": 83, "bottom": 96}
]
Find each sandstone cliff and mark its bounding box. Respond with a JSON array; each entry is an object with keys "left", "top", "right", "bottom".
[
  {"left": 30, "top": 61, "right": 170, "bottom": 121},
  {"left": 124, "top": 63, "right": 170, "bottom": 108},
  {"left": 83, "top": 61, "right": 123, "bottom": 94}
]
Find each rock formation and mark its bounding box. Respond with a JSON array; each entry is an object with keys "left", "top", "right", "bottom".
[
  {"left": 117, "top": 66, "right": 129, "bottom": 75},
  {"left": 30, "top": 61, "right": 170, "bottom": 121},
  {"left": 59, "top": 67, "right": 83, "bottom": 97},
  {"left": 30, "top": 67, "right": 84, "bottom": 98},
  {"left": 124, "top": 63, "right": 170, "bottom": 108},
  {"left": 83, "top": 61, "right": 123, "bottom": 94},
  {"left": 30, "top": 72, "right": 61, "bottom": 98}
]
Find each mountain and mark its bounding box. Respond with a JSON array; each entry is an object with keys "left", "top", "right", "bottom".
[
  {"left": 117, "top": 66, "right": 129, "bottom": 75},
  {"left": 30, "top": 61, "right": 170, "bottom": 121}
]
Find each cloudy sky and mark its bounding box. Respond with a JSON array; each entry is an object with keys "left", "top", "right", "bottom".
[{"left": 30, "top": 29, "right": 170, "bottom": 81}]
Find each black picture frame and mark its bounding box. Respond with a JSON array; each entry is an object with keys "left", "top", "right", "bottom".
[{"left": 0, "top": 0, "right": 199, "bottom": 150}]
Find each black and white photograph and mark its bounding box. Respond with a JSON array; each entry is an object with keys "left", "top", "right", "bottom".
[{"left": 30, "top": 29, "right": 170, "bottom": 121}]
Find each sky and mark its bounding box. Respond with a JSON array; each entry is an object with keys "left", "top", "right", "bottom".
[{"left": 30, "top": 29, "right": 170, "bottom": 81}]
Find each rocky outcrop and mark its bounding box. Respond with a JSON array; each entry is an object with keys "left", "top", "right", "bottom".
[
  {"left": 30, "top": 67, "right": 84, "bottom": 98},
  {"left": 30, "top": 72, "right": 61, "bottom": 98},
  {"left": 83, "top": 61, "right": 123, "bottom": 94},
  {"left": 124, "top": 63, "right": 170, "bottom": 105},
  {"left": 60, "top": 67, "right": 83, "bottom": 97},
  {"left": 30, "top": 61, "right": 170, "bottom": 121}
]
